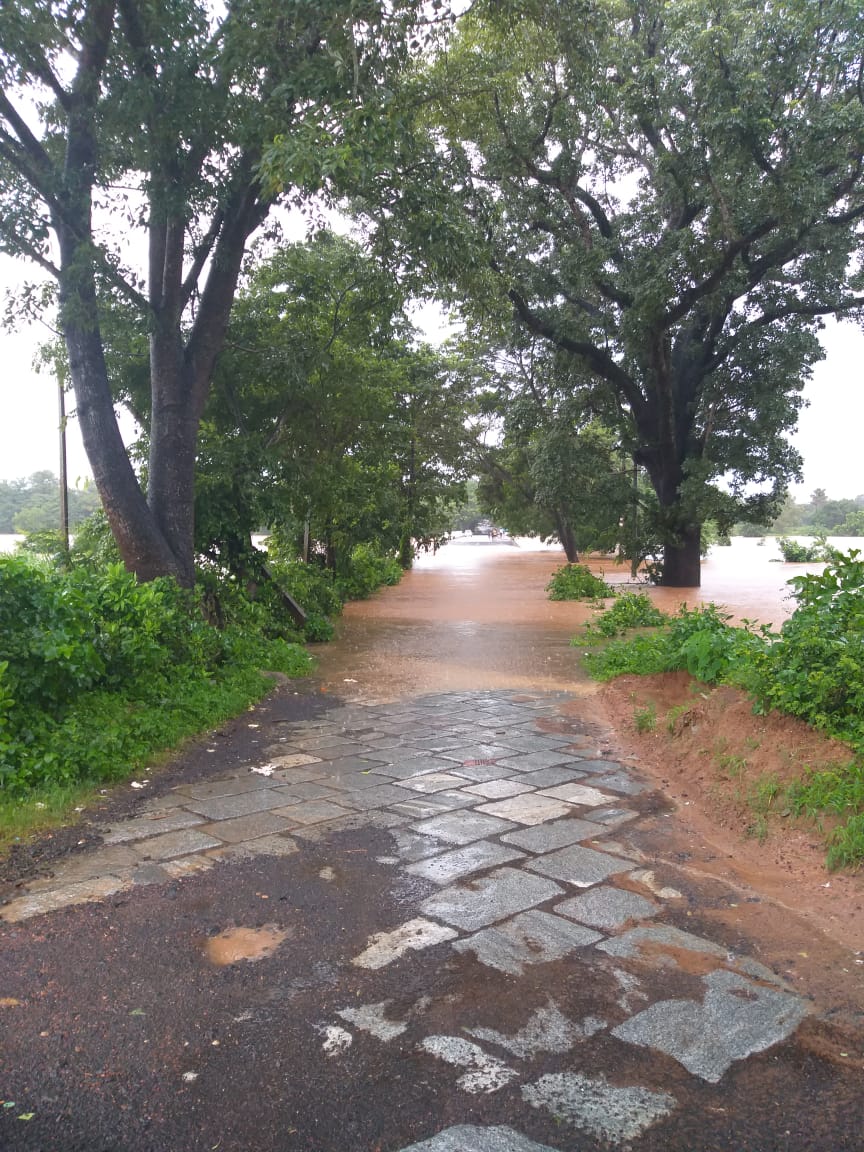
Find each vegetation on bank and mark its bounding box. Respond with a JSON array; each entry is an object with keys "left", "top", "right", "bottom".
[
  {"left": 0, "top": 537, "right": 404, "bottom": 848},
  {"left": 577, "top": 551, "right": 864, "bottom": 869}
]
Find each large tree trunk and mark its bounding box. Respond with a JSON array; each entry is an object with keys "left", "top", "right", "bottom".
[
  {"left": 660, "top": 522, "right": 702, "bottom": 587},
  {"left": 554, "top": 513, "right": 579, "bottom": 563},
  {"left": 57, "top": 231, "right": 188, "bottom": 584}
]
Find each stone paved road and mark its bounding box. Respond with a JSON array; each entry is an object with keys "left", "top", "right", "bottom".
[{"left": 0, "top": 688, "right": 861, "bottom": 1150}]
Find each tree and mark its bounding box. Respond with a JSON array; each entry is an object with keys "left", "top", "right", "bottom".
[
  {"left": 0, "top": 0, "right": 423, "bottom": 584},
  {"left": 470, "top": 340, "right": 638, "bottom": 561},
  {"left": 200, "top": 233, "right": 471, "bottom": 573},
  {"left": 360, "top": 0, "right": 864, "bottom": 584}
]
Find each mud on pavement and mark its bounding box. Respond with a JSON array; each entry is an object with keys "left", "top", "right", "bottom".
[{"left": 1, "top": 682, "right": 862, "bottom": 1152}]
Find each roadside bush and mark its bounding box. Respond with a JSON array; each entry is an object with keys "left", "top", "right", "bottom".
[
  {"left": 0, "top": 555, "right": 311, "bottom": 797},
  {"left": 547, "top": 564, "right": 613, "bottom": 600},
  {"left": 583, "top": 592, "right": 667, "bottom": 640},
  {"left": 581, "top": 551, "right": 864, "bottom": 866},
  {"left": 748, "top": 551, "right": 864, "bottom": 745},
  {"left": 337, "top": 543, "right": 403, "bottom": 600}
]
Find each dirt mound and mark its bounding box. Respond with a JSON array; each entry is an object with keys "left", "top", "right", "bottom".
[{"left": 599, "top": 672, "right": 864, "bottom": 954}]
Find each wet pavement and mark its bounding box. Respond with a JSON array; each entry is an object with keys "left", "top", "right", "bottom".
[{"left": 1, "top": 541, "right": 862, "bottom": 1150}]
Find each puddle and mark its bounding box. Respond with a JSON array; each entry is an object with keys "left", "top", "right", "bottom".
[{"left": 202, "top": 924, "right": 290, "bottom": 966}]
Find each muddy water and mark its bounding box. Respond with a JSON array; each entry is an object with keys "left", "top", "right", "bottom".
[
  {"left": 202, "top": 925, "right": 290, "bottom": 966},
  {"left": 313, "top": 535, "right": 855, "bottom": 702},
  {"left": 313, "top": 539, "right": 598, "bottom": 703}
]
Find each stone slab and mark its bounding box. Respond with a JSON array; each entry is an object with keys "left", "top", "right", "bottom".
[
  {"left": 612, "top": 969, "right": 808, "bottom": 1083},
  {"left": 276, "top": 781, "right": 339, "bottom": 802},
  {"left": 591, "top": 807, "right": 639, "bottom": 826},
  {"left": 440, "top": 744, "right": 516, "bottom": 765},
  {"left": 591, "top": 771, "right": 648, "bottom": 796},
  {"left": 450, "top": 764, "right": 518, "bottom": 784},
  {"left": 412, "top": 811, "right": 519, "bottom": 846},
  {"left": 522, "top": 1072, "right": 675, "bottom": 1142},
  {"left": 132, "top": 828, "right": 224, "bottom": 860},
  {"left": 335, "top": 784, "right": 412, "bottom": 811},
  {"left": 420, "top": 867, "right": 564, "bottom": 931},
  {"left": 461, "top": 779, "right": 535, "bottom": 801},
  {"left": 0, "top": 876, "right": 128, "bottom": 922},
  {"left": 397, "top": 1124, "right": 562, "bottom": 1151},
  {"left": 454, "top": 910, "right": 602, "bottom": 974},
  {"left": 596, "top": 923, "right": 727, "bottom": 964},
  {"left": 184, "top": 789, "right": 296, "bottom": 822},
  {"left": 199, "top": 811, "right": 294, "bottom": 844},
  {"left": 555, "top": 886, "right": 658, "bottom": 930},
  {"left": 500, "top": 817, "right": 605, "bottom": 854},
  {"left": 406, "top": 841, "right": 525, "bottom": 885},
  {"left": 475, "top": 795, "right": 574, "bottom": 826},
  {"left": 497, "top": 751, "right": 579, "bottom": 772},
  {"left": 101, "top": 809, "right": 205, "bottom": 845},
  {"left": 370, "top": 755, "right": 455, "bottom": 780},
  {"left": 510, "top": 766, "right": 587, "bottom": 789},
  {"left": 396, "top": 773, "right": 474, "bottom": 794},
  {"left": 538, "top": 783, "right": 615, "bottom": 807},
  {"left": 271, "top": 800, "right": 355, "bottom": 825},
  {"left": 388, "top": 828, "right": 451, "bottom": 862},
  {"left": 218, "top": 834, "right": 299, "bottom": 860},
  {"left": 179, "top": 775, "right": 278, "bottom": 801},
  {"left": 526, "top": 844, "right": 633, "bottom": 888},
  {"left": 352, "top": 917, "right": 458, "bottom": 969}
]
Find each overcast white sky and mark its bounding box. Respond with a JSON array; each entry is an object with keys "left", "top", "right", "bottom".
[{"left": 1, "top": 263, "right": 863, "bottom": 500}]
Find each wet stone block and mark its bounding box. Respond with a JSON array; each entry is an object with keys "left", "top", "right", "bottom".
[
  {"left": 454, "top": 910, "right": 603, "bottom": 974},
  {"left": 497, "top": 750, "right": 580, "bottom": 772},
  {"left": 555, "top": 886, "right": 658, "bottom": 930},
  {"left": 412, "top": 811, "right": 518, "bottom": 845},
  {"left": 526, "top": 844, "right": 633, "bottom": 889},
  {"left": 406, "top": 841, "right": 525, "bottom": 885},
  {"left": 500, "top": 817, "right": 605, "bottom": 854},
  {"left": 420, "top": 867, "right": 564, "bottom": 931},
  {"left": 522, "top": 1072, "right": 676, "bottom": 1142},
  {"left": 591, "top": 771, "right": 649, "bottom": 796},
  {"left": 612, "top": 969, "right": 808, "bottom": 1083},
  {"left": 132, "top": 828, "right": 224, "bottom": 860},
  {"left": 398, "top": 1124, "right": 562, "bottom": 1152},
  {"left": 475, "top": 795, "right": 574, "bottom": 826}
]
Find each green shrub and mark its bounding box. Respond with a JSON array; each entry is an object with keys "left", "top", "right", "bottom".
[
  {"left": 547, "top": 564, "right": 613, "bottom": 601},
  {"left": 337, "top": 543, "right": 403, "bottom": 600},
  {"left": 584, "top": 592, "right": 668, "bottom": 639},
  {"left": 0, "top": 555, "right": 311, "bottom": 798},
  {"left": 776, "top": 534, "right": 829, "bottom": 562}
]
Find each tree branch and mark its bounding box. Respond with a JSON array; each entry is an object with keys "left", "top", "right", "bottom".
[{"left": 508, "top": 288, "right": 644, "bottom": 416}]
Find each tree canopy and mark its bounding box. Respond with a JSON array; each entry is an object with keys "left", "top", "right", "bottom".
[
  {"left": 0, "top": 0, "right": 429, "bottom": 584},
  {"left": 347, "top": 0, "right": 864, "bottom": 583}
]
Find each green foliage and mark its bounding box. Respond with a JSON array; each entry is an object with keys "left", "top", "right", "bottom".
[
  {"left": 373, "top": 0, "right": 864, "bottom": 581},
  {"left": 0, "top": 555, "right": 311, "bottom": 798},
  {"left": 337, "top": 543, "right": 403, "bottom": 601},
  {"left": 584, "top": 593, "right": 668, "bottom": 640},
  {"left": 584, "top": 603, "right": 767, "bottom": 685},
  {"left": 0, "top": 472, "right": 100, "bottom": 535},
  {"left": 633, "top": 703, "right": 657, "bottom": 734},
  {"left": 583, "top": 550, "right": 864, "bottom": 865},
  {"left": 546, "top": 564, "right": 612, "bottom": 601},
  {"left": 776, "top": 535, "right": 829, "bottom": 562},
  {"left": 748, "top": 551, "right": 864, "bottom": 746}
]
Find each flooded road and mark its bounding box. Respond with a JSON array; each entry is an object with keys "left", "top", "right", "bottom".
[
  {"left": 313, "top": 540, "right": 599, "bottom": 702},
  {"left": 3, "top": 539, "right": 863, "bottom": 1152},
  {"left": 313, "top": 535, "right": 856, "bottom": 702}
]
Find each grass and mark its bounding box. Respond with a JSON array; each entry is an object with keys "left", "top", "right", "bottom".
[{"left": 633, "top": 703, "right": 657, "bottom": 733}]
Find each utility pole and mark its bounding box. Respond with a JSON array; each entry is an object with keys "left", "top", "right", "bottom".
[{"left": 57, "top": 358, "right": 69, "bottom": 557}]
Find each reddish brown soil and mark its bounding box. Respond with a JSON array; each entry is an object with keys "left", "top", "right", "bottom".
[{"left": 598, "top": 672, "right": 864, "bottom": 956}]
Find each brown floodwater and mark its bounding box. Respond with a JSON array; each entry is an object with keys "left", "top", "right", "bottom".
[
  {"left": 202, "top": 925, "right": 290, "bottom": 966},
  {"left": 312, "top": 536, "right": 854, "bottom": 703}
]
